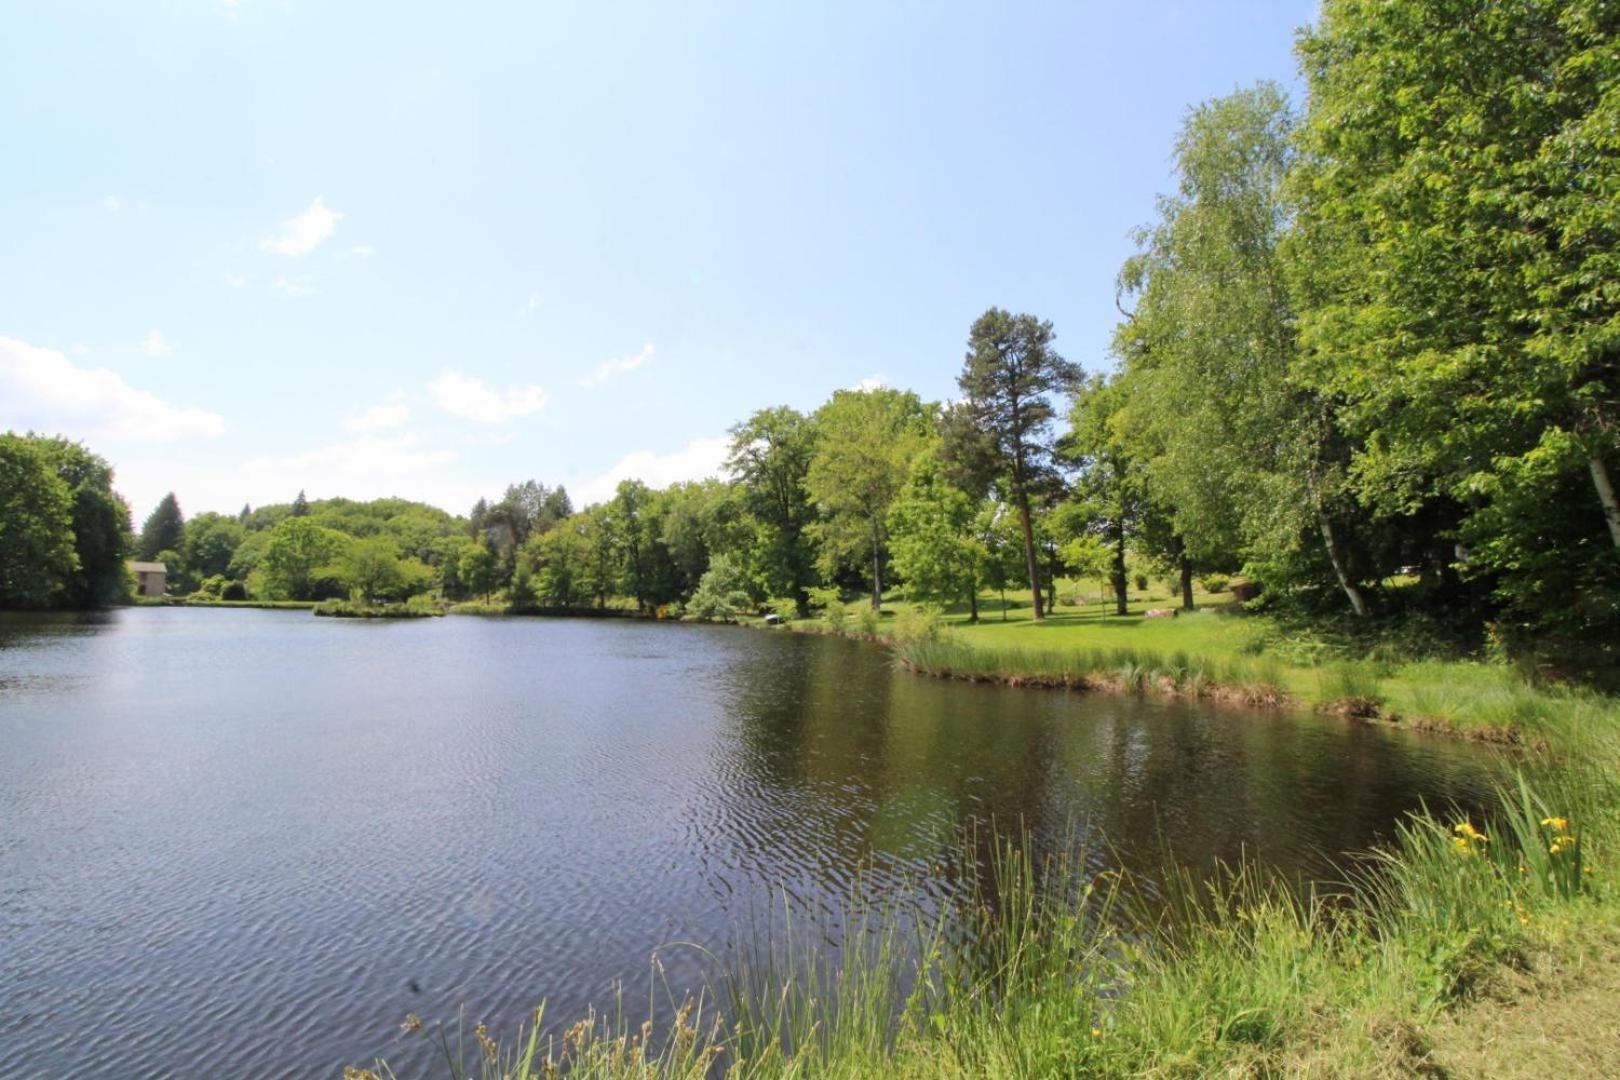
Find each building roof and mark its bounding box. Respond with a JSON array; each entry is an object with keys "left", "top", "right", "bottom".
[{"left": 127, "top": 561, "right": 167, "bottom": 573}]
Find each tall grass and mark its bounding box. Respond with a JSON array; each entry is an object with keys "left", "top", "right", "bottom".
[{"left": 893, "top": 635, "right": 1288, "bottom": 707}]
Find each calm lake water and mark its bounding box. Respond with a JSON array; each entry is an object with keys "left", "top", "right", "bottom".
[{"left": 0, "top": 608, "right": 1500, "bottom": 1076}]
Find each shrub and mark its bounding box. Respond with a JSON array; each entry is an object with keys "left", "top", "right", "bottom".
[
  {"left": 855, "top": 605, "right": 882, "bottom": 637},
  {"left": 686, "top": 555, "right": 754, "bottom": 622},
  {"left": 1135, "top": 572, "right": 1149, "bottom": 592},
  {"left": 822, "top": 598, "right": 850, "bottom": 634},
  {"left": 1199, "top": 573, "right": 1231, "bottom": 594},
  {"left": 221, "top": 580, "right": 248, "bottom": 601},
  {"left": 892, "top": 604, "right": 944, "bottom": 644}
]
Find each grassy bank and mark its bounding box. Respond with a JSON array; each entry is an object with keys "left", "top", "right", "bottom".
[
  {"left": 798, "top": 583, "right": 1599, "bottom": 747},
  {"left": 313, "top": 598, "right": 443, "bottom": 618},
  {"left": 131, "top": 596, "right": 318, "bottom": 610},
  {"left": 349, "top": 590, "right": 1620, "bottom": 1078}
]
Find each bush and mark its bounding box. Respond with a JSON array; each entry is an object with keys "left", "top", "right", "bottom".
[
  {"left": 686, "top": 555, "right": 754, "bottom": 622},
  {"left": 1199, "top": 573, "right": 1231, "bottom": 594},
  {"left": 822, "top": 597, "right": 850, "bottom": 634},
  {"left": 855, "top": 605, "right": 882, "bottom": 637},
  {"left": 221, "top": 580, "right": 248, "bottom": 601},
  {"left": 892, "top": 604, "right": 944, "bottom": 644},
  {"left": 767, "top": 597, "right": 798, "bottom": 621},
  {"left": 1134, "top": 572, "right": 1149, "bottom": 592}
]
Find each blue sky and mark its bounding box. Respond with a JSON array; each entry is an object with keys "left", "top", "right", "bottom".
[{"left": 0, "top": 0, "right": 1317, "bottom": 523}]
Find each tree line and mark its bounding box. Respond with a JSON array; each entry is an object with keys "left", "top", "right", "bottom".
[{"left": 2, "top": 1, "right": 1613, "bottom": 668}]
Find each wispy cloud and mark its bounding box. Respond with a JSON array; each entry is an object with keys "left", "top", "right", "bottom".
[
  {"left": 521, "top": 292, "right": 540, "bottom": 317},
  {"left": 139, "top": 329, "right": 172, "bottom": 358},
  {"left": 850, "top": 374, "right": 886, "bottom": 391},
  {"left": 579, "top": 343, "right": 654, "bottom": 388},
  {"left": 262, "top": 195, "right": 342, "bottom": 256},
  {"left": 102, "top": 195, "right": 121, "bottom": 212},
  {"left": 274, "top": 275, "right": 316, "bottom": 297},
  {"left": 428, "top": 370, "right": 549, "bottom": 424},
  {"left": 348, "top": 244, "right": 375, "bottom": 258},
  {"left": 0, "top": 336, "right": 223, "bottom": 441},
  {"left": 224, "top": 273, "right": 247, "bottom": 288},
  {"left": 344, "top": 390, "right": 410, "bottom": 432},
  {"left": 577, "top": 435, "right": 729, "bottom": 505}
]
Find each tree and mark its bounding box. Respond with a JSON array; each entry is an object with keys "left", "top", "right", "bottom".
[
  {"left": 726, "top": 406, "right": 820, "bottom": 615},
  {"left": 807, "top": 388, "right": 934, "bottom": 608},
  {"left": 458, "top": 543, "right": 497, "bottom": 602},
  {"left": 660, "top": 479, "right": 744, "bottom": 599},
  {"left": 260, "top": 517, "right": 346, "bottom": 600},
  {"left": 1114, "top": 83, "right": 1371, "bottom": 616},
  {"left": 686, "top": 554, "right": 755, "bottom": 622},
  {"left": 1292, "top": 0, "right": 1620, "bottom": 651},
  {"left": 291, "top": 489, "right": 309, "bottom": 517},
  {"left": 946, "top": 309, "right": 1078, "bottom": 620},
  {"left": 138, "top": 492, "right": 186, "bottom": 561},
  {"left": 33, "top": 437, "right": 133, "bottom": 607},
  {"left": 336, "top": 535, "right": 407, "bottom": 605},
  {"left": 887, "top": 449, "right": 985, "bottom": 619},
  {"left": 181, "top": 513, "right": 245, "bottom": 586},
  {"left": 1062, "top": 373, "right": 1146, "bottom": 615},
  {"left": 0, "top": 434, "right": 78, "bottom": 607}
]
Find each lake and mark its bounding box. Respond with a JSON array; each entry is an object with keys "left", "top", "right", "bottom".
[{"left": 0, "top": 608, "right": 1500, "bottom": 1076}]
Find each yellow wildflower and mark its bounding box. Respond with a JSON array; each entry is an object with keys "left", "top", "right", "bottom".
[{"left": 1541, "top": 816, "right": 1570, "bottom": 831}]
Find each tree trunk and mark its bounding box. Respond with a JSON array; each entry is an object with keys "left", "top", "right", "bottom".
[
  {"left": 1000, "top": 586, "right": 1008, "bottom": 621},
  {"left": 1111, "top": 520, "right": 1128, "bottom": 616},
  {"left": 871, "top": 549, "right": 882, "bottom": 610},
  {"left": 968, "top": 585, "right": 979, "bottom": 623},
  {"left": 1316, "top": 510, "right": 1367, "bottom": 617},
  {"left": 1174, "top": 535, "right": 1194, "bottom": 610},
  {"left": 1591, "top": 452, "right": 1620, "bottom": 549},
  {"left": 1016, "top": 496, "right": 1044, "bottom": 621}
]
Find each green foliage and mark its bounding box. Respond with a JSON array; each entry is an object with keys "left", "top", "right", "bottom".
[
  {"left": 887, "top": 449, "right": 985, "bottom": 616},
  {"left": 0, "top": 433, "right": 78, "bottom": 607},
  {"left": 946, "top": 308, "right": 1079, "bottom": 621},
  {"left": 138, "top": 492, "right": 185, "bottom": 560},
  {"left": 726, "top": 406, "right": 820, "bottom": 615},
  {"left": 259, "top": 517, "right": 348, "bottom": 600},
  {"left": 890, "top": 603, "right": 943, "bottom": 644},
  {"left": 806, "top": 388, "right": 934, "bottom": 607},
  {"left": 29, "top": 436, "right": 132, "bottom": 606},
  {"left": 685, "top": 553, "right": 754, "bottom": 622},
  {"left": 1292, "top": 0, "right": 1620, "bottom": 657},
  {"left": 1199, "top": 573, "right": 1231, "bottom": 595}
]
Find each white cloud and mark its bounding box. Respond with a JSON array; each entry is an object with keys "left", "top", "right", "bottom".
[
  {"left": 261, "top": 195, "right": 342, "bottom": 256},
  {"left": 0, "top": 337, "right": 224, "bottom": 442},
  {"left": 241, "top": 433, "right": 454, "bottom": 485},
  {"left": 579, "top": 343, "right": 654, "bottom": 388},
  {"left": 274, "top": 274, "right": 316, "bottom": 297},
  {"left": 851, "top": 374, "right": 886, "bottom": 391},
  {"left": 428, "top": 370, "right": 549, "bottom": 424},
  {"left": 344, "top": 390, "right": 410, "bottom": 432},
  {"left": 348, "top": 244, "right": 375, "bottom": 258},
  {"left": 102, "top": 195, "right": 121, "bottom": 212},
  {"left": 139, "top": 329, "right": 172, "bottom": 357},
  {"left": 577, "top": 435, "right": 729, "bottom": 505},
  {"left": 224, "top": 273, "right": 247, "bottom": 288},
  {"left": 521, "top": 292, "right": 540, "bottom": 317}
]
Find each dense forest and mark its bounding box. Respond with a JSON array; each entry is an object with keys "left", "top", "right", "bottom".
[{"left": 2, "top": 0, "right": 1615, "bottom": 673}]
